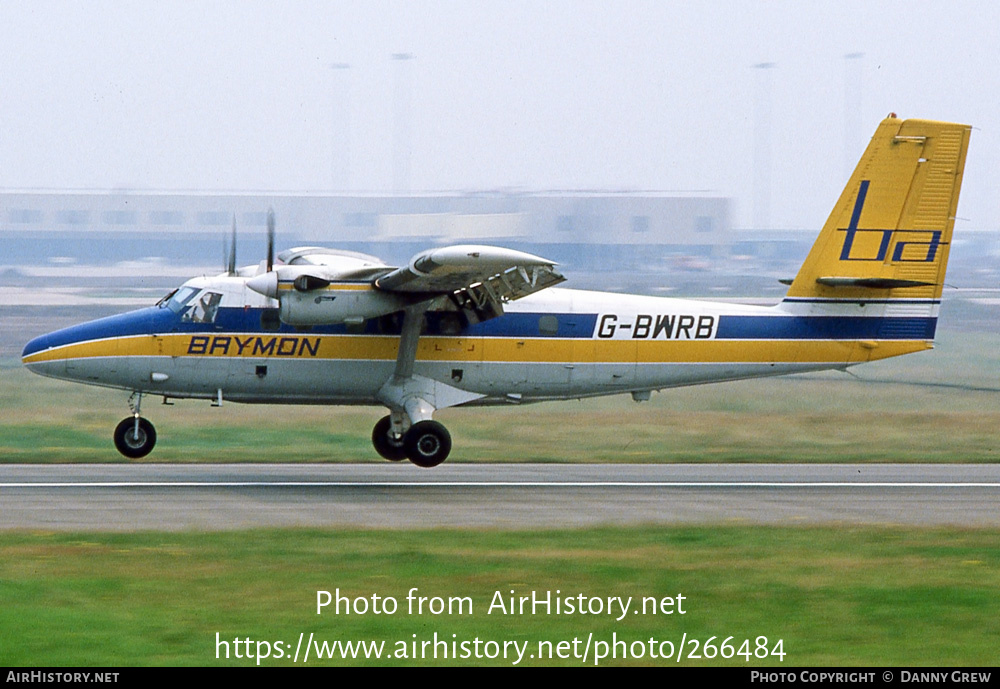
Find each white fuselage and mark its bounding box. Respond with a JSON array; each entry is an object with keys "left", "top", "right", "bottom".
[{"left": 21, "top": 279, "right": 933, "bottom": 406}]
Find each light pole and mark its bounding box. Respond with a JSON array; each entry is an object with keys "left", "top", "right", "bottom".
[
  {"left": 843, "top": 52, "right": 864, "bottom": 180},
  {"left": 752, "top": 62, "right": 776, "bottom": 231},
  {"left": 330, "top": 62, "right": 351, "bottom": 193},
  {"left": 392, "top": 53, "right": 414, "bottom": 195}
]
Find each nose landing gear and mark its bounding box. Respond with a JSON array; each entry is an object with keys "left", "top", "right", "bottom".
[
  {"left": 113, "top": 392, "right": 157, "bottom": 459},
  {"left": 113, "top": 417, "right": 157, "bottom": 458}
]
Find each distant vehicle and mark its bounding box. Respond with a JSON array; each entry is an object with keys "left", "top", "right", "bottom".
[{"left": 22, "top": 116, "right": 971, "bottom": 467}]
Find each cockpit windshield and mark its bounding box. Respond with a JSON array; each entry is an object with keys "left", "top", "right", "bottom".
[
  {"left": 161, "top": 286, "right": 200, "bottom": 313},
  {"left": 158, "top": 285, "right": 224, "bottom": 323}
]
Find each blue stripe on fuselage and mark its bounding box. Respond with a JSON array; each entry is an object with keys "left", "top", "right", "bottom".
[
  {"left": 715, "top": 315, "right": 936, "bottom": 340},
  {"left": 22, "top": 306, "right": 937, "bottom": 360}
]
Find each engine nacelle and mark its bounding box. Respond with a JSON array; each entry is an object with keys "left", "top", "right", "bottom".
[
  {"left": 248, "top": 264, "right": 410, "bottom": 326},
  {"left": 278, "top": 285, "right": 407, "bottom": 326}
]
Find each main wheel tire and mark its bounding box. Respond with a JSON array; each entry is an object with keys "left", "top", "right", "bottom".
[
  {"left": 371, "top": 415, "right": 407, "bottom": 461},
  {"left": 403, "top": 420, "right": 452, "bottom": 468},
  {"left": 113, "top": 417, "right": 157, "bottom": 459}
]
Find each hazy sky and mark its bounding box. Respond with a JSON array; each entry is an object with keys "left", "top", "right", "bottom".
[{"left": 1, "top": 1, "right": 997, "bottom": 230}]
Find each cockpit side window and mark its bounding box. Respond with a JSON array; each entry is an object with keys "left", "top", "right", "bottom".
[{"left": 182, "top": 291, "right": 224, "bottom": 324}]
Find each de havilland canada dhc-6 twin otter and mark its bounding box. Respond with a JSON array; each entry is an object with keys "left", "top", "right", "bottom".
[{"left": 22, "top": 116, "right": 971, "bottom": 467}]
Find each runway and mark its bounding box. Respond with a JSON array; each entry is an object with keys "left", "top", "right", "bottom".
[{"left": 2, "top": 463, "right": 1000, "bottom": 530}]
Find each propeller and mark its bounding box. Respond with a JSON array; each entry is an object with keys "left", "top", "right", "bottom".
[
  {"left": 246, "top": 207, "right": 280, "bottom": 299},
  {"left": 266, "top": 208, "right": 275, "bottom": 273},
  {"left": 247, "top": 208, "right": 334, "bottom": 298},
  {"left": 227, "top": 214, "right": 237, "bottom": 276}
]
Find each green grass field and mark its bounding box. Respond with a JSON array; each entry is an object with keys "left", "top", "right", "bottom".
[
  {"left": 4, "top": 330, "right": 1000, "bottom": 463},
  {"left": 1, "top": 526, "right": 997, "bottom": 667}
]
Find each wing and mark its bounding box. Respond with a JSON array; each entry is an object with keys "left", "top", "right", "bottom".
[
  {"left": 246, "top": 244, "right": 565, "bottom": 326},
  {"left": 374, "top": 244, "right": 565, "bottom": 321}
]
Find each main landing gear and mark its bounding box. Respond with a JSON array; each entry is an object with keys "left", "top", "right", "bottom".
[
  {"left": 113, "top": 392, "right": 157, "bottom": 459},
  {"left": 372, "top": 415, "right": 452, "bottom": 468},
  {"left": 370, "top": 305, "right": 466, "bottom": 468}
]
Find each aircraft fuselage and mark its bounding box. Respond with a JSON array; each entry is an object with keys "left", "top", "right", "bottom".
[{"left": 22, "top": 284, "right": 931, "bottom": 405}]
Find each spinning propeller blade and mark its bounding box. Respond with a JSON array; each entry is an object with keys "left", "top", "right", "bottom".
[
  {"left": 266, "top": 208, "right": 275, "bottom": 273},
  {"left": 246, "top": 208, "right": 280, "bottom": 298},
  {"left": 227, "top": 214, "right": 237, "bottom": 276}
]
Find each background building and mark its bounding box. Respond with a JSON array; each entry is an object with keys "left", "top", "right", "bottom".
[
  {"left": 0, "top": 191, "right": 730, "bottom": 276},
  {"left": 3, "top": 190, "right": 997, "bottom": 299}
]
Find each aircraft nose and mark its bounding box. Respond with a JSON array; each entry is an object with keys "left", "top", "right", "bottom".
[
  {"left": 21, "top": 306, "right": 168, "bottom": 377},
  {"left": 21, "top": 330, "right": 64, "bottom": 378},
  {"left": 22, "top": 332, "right": 53, "bottom": 364}
]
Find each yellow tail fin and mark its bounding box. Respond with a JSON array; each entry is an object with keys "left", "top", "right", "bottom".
[{"left": 786, "top": 116, "right": 971, "bottom": 301}]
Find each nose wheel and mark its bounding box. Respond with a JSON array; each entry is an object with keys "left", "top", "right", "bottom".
[{"left": 113, "top": 417, "right": 157, "bottom": 459}]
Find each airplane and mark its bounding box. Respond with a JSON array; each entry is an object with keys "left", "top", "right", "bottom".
[{"left": 21, "top": 116, "right": 971, "bottom": 467}]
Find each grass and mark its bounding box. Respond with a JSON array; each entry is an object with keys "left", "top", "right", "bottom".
[{"left": 0, "top": 526, "right": 997, "bottom": 666}]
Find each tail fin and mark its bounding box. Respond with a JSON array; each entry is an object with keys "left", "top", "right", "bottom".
[{"left": 786, "top": 116, "right": 971, "bottom": 302}]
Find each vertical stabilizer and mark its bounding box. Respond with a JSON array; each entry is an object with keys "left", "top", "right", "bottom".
[{"left": 785, "top": 117, "right": 971, "bottom": 302}]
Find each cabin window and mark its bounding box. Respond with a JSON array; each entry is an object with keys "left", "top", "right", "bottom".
[
  {"left": 261, "top": 308, "right": 281, "bottom": 331},
  {"left": 376, "top": 312, "right": 404, "bottom": 335},
  {"left": 538, "top": 315, "right": 559, "bottom": 336},
  {"left": 436, "top": 312, "right": 462, "bottom": 336},
  {"left": 182, "top": 291, "right": 223, "bottom": 324}
]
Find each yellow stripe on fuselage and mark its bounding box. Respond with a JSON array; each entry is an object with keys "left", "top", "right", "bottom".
[
  {"left": 276, "top": 283, "right": 371, "bottom": 292},
  {"left": 22, "top": 332, "right": 930, "bottom": 366}
]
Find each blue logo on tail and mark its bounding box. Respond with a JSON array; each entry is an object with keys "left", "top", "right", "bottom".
[{"left": 839, "top": 180, "right": 941, "bottom": 263}]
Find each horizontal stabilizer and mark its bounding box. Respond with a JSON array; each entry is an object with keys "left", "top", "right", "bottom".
[{"left": 815, "top": 277, "right": 935, "bottom": 289}]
